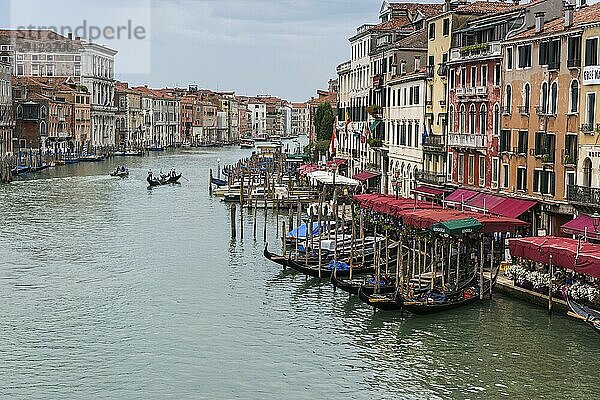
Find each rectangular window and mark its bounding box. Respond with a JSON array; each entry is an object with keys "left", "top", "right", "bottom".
[
  {"left": 443, "top": 18, "right": 450, "bottom": 36},
  {"left": 517, "top": 130, "right": 528, "bottom": 154},
  {"left": 470, "top": 66, "right": 476, "bottom": 87},
  {"left": 517, "top": 167, "right": 527, "bottom": 191},
  {"left": 568, "top": 36, "right": 582, "bottom": 65},
  {"left": 400, "top": 123, "right": 406, "bottom": 146},
  {"left": 414, "top": 123, "right": 419, "bottom": 147},
  {"left": 518, "top": 45, "right": 532, "bottom": 68},
  {"left": 450, "top": 68, "right": 455, "bottom": 89},
  {"left": 407, "top": 123, "right": 413, "bottom": 147},
  {"left": 74, "top": 65, "right": 81, "bottom": 76},
  {"left": 16, "top": 63, "right": 24, "bottom": 76},
  {"left": 447, "top": 152, "right": 454, "bottom": 179},
  {"left": 506, "top": 47, "right": 513, "bottom": 70},
  {"left": 479, "top": 156, "right": 485, "bottom": 187},
  {"left": 494, "top": 64, "right": 501, "bottom": 86},
  {"left": 409, "top": 87, "right": 414, "bottom": 105},
  {"left": 500, "top": 129, "right": 511, "bottom": 152},
  {"left": 539, "top": 41, "right": 548, "bottom": 65},
  {"left": 587, "top": 92, "right": 596, "bottom": 125},
  {"left": 585, "top": 38, "right": 598, "bottom": 66},
  {"left": 468, "top": 155, "right": 475, "bottom": 185},
  {"left": 502, "top": 164, "right": 509, "bottom": 189},
  {"left": 458, "top": 154, "right": 464, "bottom": 183},
  {"left": 31, "top": 64, "right": 39, "bottom": 76},
  {"left": 413, "top": 86, "right": 419, "bottom": 105},
  {"left": 481, "top": 65, "right": 488, "bottom": 87},
  {"left": 429, "top": 23, "right": 435, "bottom": 40},
  {"left": 46, "top": 65, "right": 54, "bottom": 76},
  {"left": 566, "top": 171, "right": 575, "bottom": 195},
  {"left": 461, "top": 67, "right": 466, "bottom": 86},
  {"left": 492, "top": 157, "right": 499, "bottom": 188}
]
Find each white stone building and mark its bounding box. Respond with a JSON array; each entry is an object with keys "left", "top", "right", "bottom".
[{"left": 248, "top": 102, "right": 266, "bottom": 139}]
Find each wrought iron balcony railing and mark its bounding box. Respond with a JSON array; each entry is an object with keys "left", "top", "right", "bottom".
[{"left": 567, "top": 185, "right": 600, "bottom": 207}]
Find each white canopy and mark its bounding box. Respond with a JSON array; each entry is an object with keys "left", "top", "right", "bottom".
[{"left": 306, "top": 170, "right": 360, "bottom": 186}]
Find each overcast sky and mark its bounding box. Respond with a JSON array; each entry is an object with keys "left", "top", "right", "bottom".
[{"left": 1, "top": 0, "right": 597, "bottom": 101}]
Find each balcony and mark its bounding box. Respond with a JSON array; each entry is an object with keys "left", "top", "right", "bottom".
[
  {"left": 447, "top": 133, "right": 486, "bottom": 149},
  {"left": 535, "top": 106, "right": 553, "bottom": 116},
  {"left": 581, "top": 123, "right": 600, "bottom": 134},
  {"left": 422, "top": 134, "right": 446, "bottom": 151},
  {"left": 518, "top": 105, "right": 530, "bottom": 116},
  {"left": 449, "top": 42, "right": 502, "bottom": 62},
  {"left": 417, "top": 171, "right": 447, "bottom": 186},
  {"left": 437, "top": 64, "right": 448, "bottom": 77},
  {"left": 475, "top": 86, "right": 488, "bottom": 96},
  {"left": 372, "top": 74, "right": 384, "bottom": 88},
  {"left": 567, "top": 185, "right": 600, "bottom": 207},
  {"left": 426, "top": 65, "right": 435, "bottom": 78},
  {"left": 567, "top": 58, "right": 581, "bottom": 69},
  {"left": 455, "top": 87, "right": 465, "bottom": 96}
]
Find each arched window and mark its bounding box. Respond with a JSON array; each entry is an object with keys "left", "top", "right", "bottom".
[
  {"left": 505, "top": 84, "right": 512, "bottom": 114},
  {"left": 16, "top": 105, "right": 22, "bottom": 118},
  {"left": 493, "top": 103, "right": 500, "bottom": 136},
  {"left": 469, "top": 104, "right": 476, "bottom": 134},
  {"left": 541, "top": 82, "right": 548, "bottom": 113},
  {"left": 39, "top": 121, "right": 47, "bottom": 135},
  {"left": 449, "top": 104, "right": 454, "bottom": 133},
  {"left": 570, "top": 80, "right": 579, "bottom": 114},
  {"left": 550, "top": 82, "right": 558, "bottom": 115},
  {"left": 524, "top": 83, "right": 531, "bottom": 111},
  {"left": 583, "top": 158, "right": 592, "bottom": 188},
  {"left": 460, "top": 104, "right": 466, "bottom": 134},
  {"left": 40, "top": 105, "right": 47, "bottom": 119},
  {"left": 480, "top": 104, "right": 487, "bottom": 135}
]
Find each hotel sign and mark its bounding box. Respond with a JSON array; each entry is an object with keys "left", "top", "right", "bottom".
[{"left": 583, "top": 66, "right": 600, "bottom": 85}]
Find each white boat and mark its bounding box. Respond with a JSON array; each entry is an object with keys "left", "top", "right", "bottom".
[{"left": 240, "top": 138, "right": 255, "bottom": 149}]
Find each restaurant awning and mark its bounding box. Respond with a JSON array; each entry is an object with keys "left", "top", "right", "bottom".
[
  {"left": 403, "top": 208, "right": 527, "bottom": 233},
  {"left": 561, "top": 214, "right": 600, "bottom": 240},
  {"left": 509, "top": 236, "right": 600, "bottom": 279},
  {"left": 412, "top": 186, "right": 444, "bottom": 198},
  {"left": 353, "top": 170, "right": 381, "bottom": 182},
  {"left": 431, "top": 218, "right": 483, "bottom": 235},
  {"left": 326, "top": 158, "right": 346, "bottom": 168},
  {"left": 444, "top": 188, "right": 536, "bottom": 218},
  {"left": 306, "top": 170, "right": 360, "bottom": 186}
]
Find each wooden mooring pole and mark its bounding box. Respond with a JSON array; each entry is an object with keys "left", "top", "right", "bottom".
[{"left": 231, "top": 204, "right": 237, "bottom": 239}]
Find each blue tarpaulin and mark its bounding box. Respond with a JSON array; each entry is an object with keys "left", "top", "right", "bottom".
[
  {"left": 326, "top": 260, "right": 350, "bottom": 271},
  {"left": 286, "top": 222, "right": 325, "bottom": 239}
]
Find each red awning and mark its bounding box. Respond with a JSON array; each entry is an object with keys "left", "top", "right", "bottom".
[
  {"left": 402, "top": 208, "right": 527, "bottom": 233},
  {"left": 509, "top": 236, "right": 600, "bottom": 279},
  {"left": 561, "top": 214, "right": 600, "bottom": 240},
  {"left": 353, "top": 170, "right": 381, "bottom": 182},
  {"left": 444, "top": 189, "right": 536, "bottom": 218},
  {"left": 326, "top": 159, "right": 346, "bottom": 168},
  {"left": 444, "top": 188, "right": 478, "bottom": 204},
  {"left": 412, "top": 186, "right": 444, "bottom": 198}
]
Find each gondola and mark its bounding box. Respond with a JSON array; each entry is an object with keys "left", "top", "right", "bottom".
[
  {"left": 80, "top": 154, "right": 105, "bottom": 162},
  {"left": 148, "top": 146, "right": 165, "bottom": 152},
  {"left": 166, "top": 173, "right": 182, "bottom": 183},
  {"left": 331, "top": 273, "right": 396, "bottom": 296},
  {"left": 147, "top": 175, "right": 167, "bottom": 187},
  {"left": 401, "top": 270, "right": 498, "bottom": 316},
  {"left": 11, "top": 165, "right": 30, "bottom": 175},
  {"left": 211, "top": 177, "right": 228, "bottom": 187},
  {"left": 30, "top": 164, "right": 50, "bottom": 172},
  {"left": 565, "top": 292, "right": 600, "bottom": 333},
  {"left": 110, "top": 168, "right": 129, "bottom": 177},
  {"left": 264, "top": 245, "right": 374, "bottom": 278},
  {"left": 115, "top": 150, "right": 143, "bottom": 156}
]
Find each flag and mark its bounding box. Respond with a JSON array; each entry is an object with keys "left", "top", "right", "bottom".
[
  {"left": 329, "top": 123, "right": 338, "bottom": 156},
  {"left": 361, "top": 122, "right": 370, "bottom": 144},
  {"left": 344, "top": 110, "right": 350, "bottom": 134},
  {"left": 422, "top": 122, "right": 428, "bottom": 145}
]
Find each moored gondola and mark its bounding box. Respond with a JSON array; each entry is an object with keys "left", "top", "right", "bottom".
[
  {"left": 166, "top": 173, "right": 182, "bottom": 183},
  {"left": 211, "top": 177, "right": 228, "bottom": 187},
  {"left": 331, "top": 273, "right": 396, "bottom": 296},
  {"left": 565, "top": 292, "right": 600, "bottom": 333},
  {"left": 401, "top": 270, "right": 498, "bottom": 316},
  {"left": 357, "top": 286, "right": 403, "bottom": 311}
]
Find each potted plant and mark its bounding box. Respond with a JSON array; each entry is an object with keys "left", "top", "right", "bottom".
[
  {"left": 367, "top": 138, "right": 382, "bottom": 148},
  {"left": 367, "top": 105, "right": 382, "bottom": 117}
]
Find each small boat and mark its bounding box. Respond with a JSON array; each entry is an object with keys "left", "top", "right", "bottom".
[
  {"left": 240, "top": 138, "right": 255, "bottom": 149},
  {"left": 401, "top": 270, "right": 497, "bottom": 315},
  {"left": 64, "top": 157, "right": 80, "bottom": 164},
  {"left": 166, "top": 173, "right": 182, "bottom": 183},
  {"left": 358, "top": 287, "right": 403, "bottom": 311},
  {"left": 80, "top": 154, "right": 106, "bottom": 162},
  {"left": 30, "top": 164, "right": 50, "bottom": 172},
  {"left": 211, "top": 177, "right": 228, "bottom": 187},
  {"left": 115, "top": 150, "right": 143, "bottom": 156},
  {"left": 110, "top": 168, "right": 129, "bottom": 177},
  {"left": 331, "top": 273, "right": 396, "bottom": 296},
  {"left": 147, "top": 175, "right": 167, "bottom": 187},
  {"left": 11, "top": 165, "right": 30, "bottom": 175},
  {"left": 148, "top": 146, "right": 165, "bottom": 152},
  {"left": 264, "top": 245, "right": 375, "bottom": 279},
  {"left": 565, "top": 292, "right": 600, "bottom": 333}
]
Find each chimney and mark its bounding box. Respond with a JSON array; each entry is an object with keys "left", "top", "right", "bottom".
[
  {"left": 513, "top": 0, "right": 520, "bottom": 4},
  {"left": 565, "top": 4, "right": 575, "bottom": 28},
  {"left": 67, "top": 32, "right": 73, "bottom": 40},
  {"left": 535, "top": 12, "right": 545, "bottom": 33},
  {"left": 444, "top": 0, "right": 451, "bottom": 13}
]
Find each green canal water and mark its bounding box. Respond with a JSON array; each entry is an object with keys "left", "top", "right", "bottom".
[{"left": 0, "top": 145, "right": 598, "bottom": 399}]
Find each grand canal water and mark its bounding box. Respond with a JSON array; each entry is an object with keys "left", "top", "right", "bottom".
[{"left": 0, "top": 143, "right": 598, "bottom": 399}]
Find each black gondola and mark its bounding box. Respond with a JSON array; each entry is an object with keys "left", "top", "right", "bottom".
[
  {"left": 358, "top": 286, "right": 403, "bottom": 311},
  {"left": 147, "top": 175, "right": 166, "bottom": 187},
  {"left": 111, "top": 168, "right": 129, "bottom": 177},
  {"left": 331, "top": 273, "right": 396, "bottom": 296},
  {"left": 211, "top": 177, "right": 228, "bottom": 187},
  {"left": 166, "top": 173, "right": 182, "bottom": 183},
  {"left": 401, "top": 270, "right": 498, "bottom": 315},
  {"left": 264, "top": 245, "right": 374, "bottom": 278},
  {"left": 565, "top": 293, "right": 600, "bottom": 333}
]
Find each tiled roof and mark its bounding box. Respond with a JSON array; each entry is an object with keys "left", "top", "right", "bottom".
[
  {"left": 389, "top": 3, "right": 444, "bottom": 18},
  {"left": 511, "top": 2, "right": 600, "bottom": 41},
  {"left": 455, "top": 1, "right": 521, "bottom": 15},
  {"left": 372, "top": 17, "right": 413, "bottom": 31}
]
